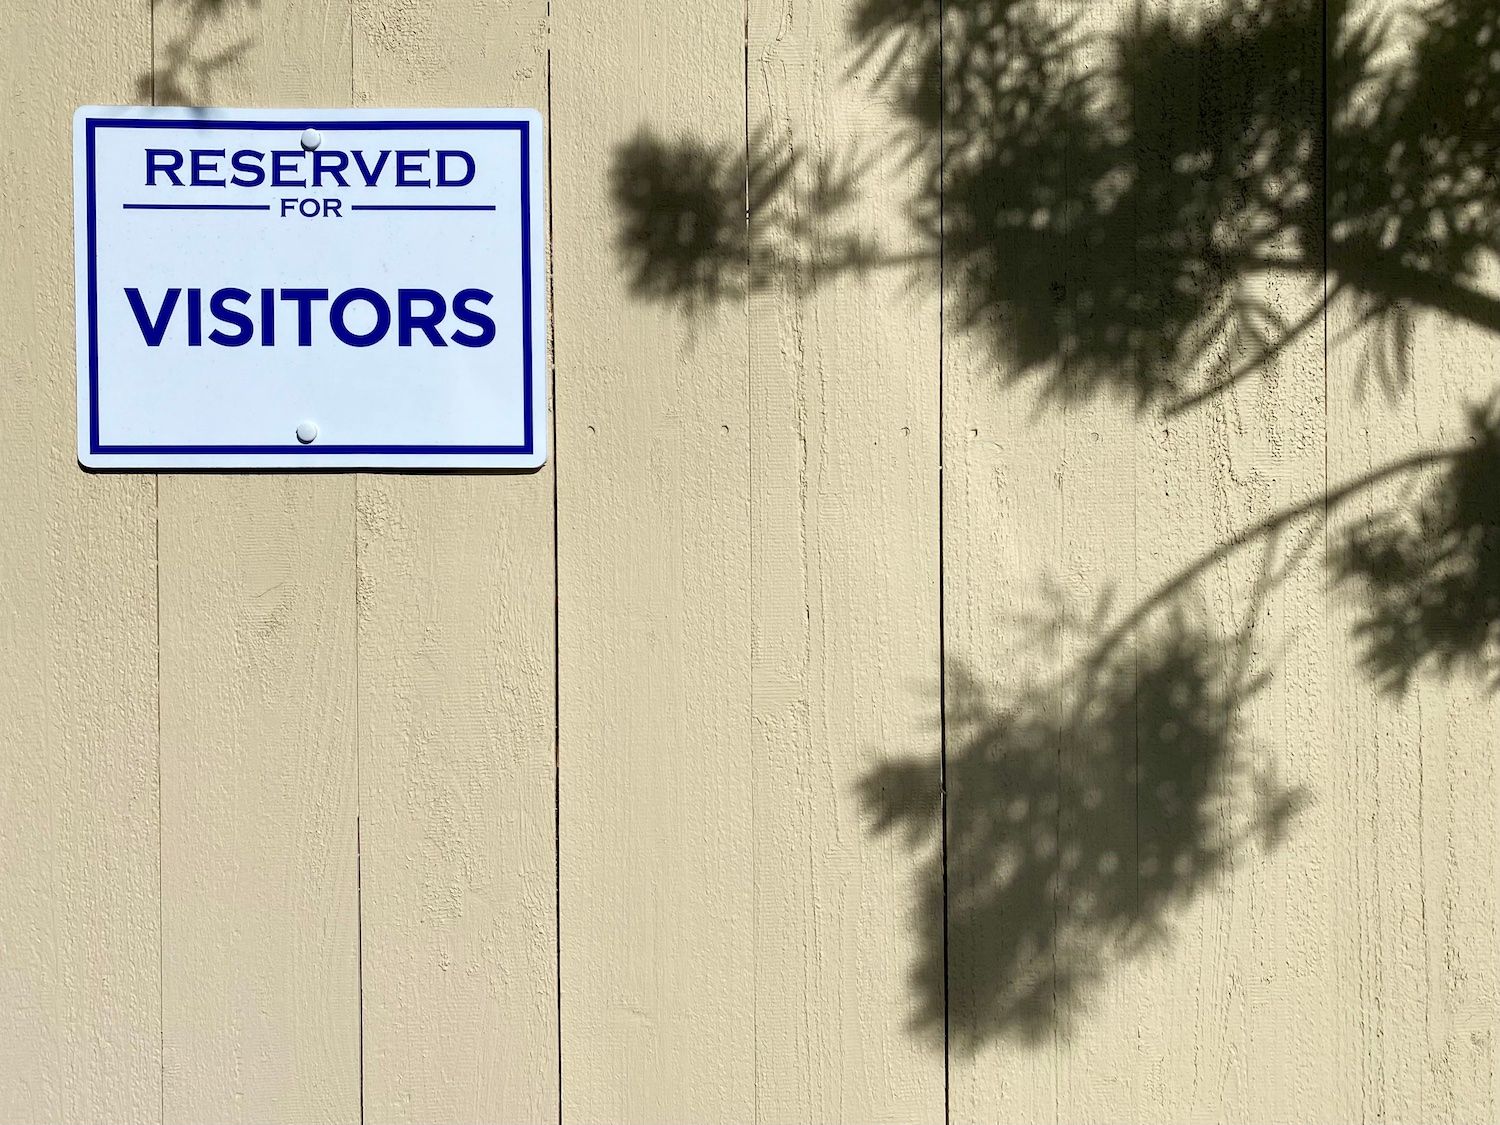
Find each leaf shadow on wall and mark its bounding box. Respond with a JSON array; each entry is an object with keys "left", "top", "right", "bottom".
[{"left": 609, "top": 0, "right": 1500, "bottom": 1046}]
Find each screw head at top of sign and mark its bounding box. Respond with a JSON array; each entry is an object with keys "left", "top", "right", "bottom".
[{"left": 300, "top": 128, "right": 322, "bottom": 151}]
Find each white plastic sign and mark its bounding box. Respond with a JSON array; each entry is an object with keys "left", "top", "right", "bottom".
[{"left": 74, "top": 107, "right": 546, "bottom": 469}]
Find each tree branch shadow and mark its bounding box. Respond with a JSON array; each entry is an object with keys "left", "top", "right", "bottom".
[
  {"left": 609, "top": 0, "right": 1500, "bottom": 1050},
  {"left": 613, "top": 0, "right": 1500, "bottom": 406},
  {"left": 856, "top": 398, "right": 1500, "bottom": 1043}
]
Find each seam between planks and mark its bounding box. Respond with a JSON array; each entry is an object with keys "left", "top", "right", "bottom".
[
  {"left": 743, "top": 0, "right": 756, "bottom": 1118},
  {"left": 349, "top": 4, "right": 366, "bottom": 1119},
  {"left": 545, "top": 2, "right": 564, "bottom": 1116},
  {"left": 937, "top": 0, "right": 951, "bottom": 1120},
  {"left": 149, "top": 3, "right": 164, "bottom": 1115}
]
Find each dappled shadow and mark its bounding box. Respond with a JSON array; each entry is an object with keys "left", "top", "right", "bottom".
[
  {"left": 1326, "top": 0, "right": 1500, "bottom": 385},
  {"left": 862, "top": 585, "right": 1308, "bottom": 1045},
  {"left": 139, "top": 0, "right": 259, "bottom": 107},
  {"left": 1335, "top": 402, "right": 1500, "bottom": 694},
  {"left": 612, "top": 0, "right": 1500, "bottom": 1051},
  {"left": 615, "top": 0, "right": 1500, "bottom": 407},
  {"left": 927, "top": 0, "right": 1334, "bottom": 406},
  {"left": 611, "top": 128, "right": 892, "bottom": 309},
  {"left": 612, "top": 131, "right": 755, "bottom": 306}
]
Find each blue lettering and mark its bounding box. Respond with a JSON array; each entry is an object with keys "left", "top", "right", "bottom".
[
  {"left": 395, "top": 150, "right": 427, "bottom": 187},
  {"left": 145, "top": 149, "right": 184, "bottom": 187},
  {"left": 270, "top": 150, "right": 306, "bottom": 187},
  {"left": 230, "top": 150, "right": 266, "bottom": 187},
  {"left": 450, "top": 288, "right": 496, "bottom": 348},
  {"left": 280, "top": 288, "right": 329, "bottom": 345},
  {"left": 260, "top": 287, "right": 276, "bottom": 346},
  {"left": 190, "top": 149, "right": 226, "bottom": 187},
  {"left": 352, "top": 149, "right": 390, "bottom": 187},
  {"left": 186, "top": 288, "right": 203, "bottom": 346},
  {"left": 125, "top": 287, "right": 181, "bottom": 346},
  {"left": 140, "top": 148, "right": 484, "bottom": 190},
  {"left": 311, "top": 150, "right": 350, "bottom": 188},
  {"left": 208, "top": 288, "right": 254, "bottom": 346},
  {"left": 124, "top": 287, "right": 496, "bottom": 346},
  {"left": 398, "top": 289, "right": 448, "bottom": 346},
  {"left": 330, "top": 288, "right": 391, "bottom": 347},
  {"left": 436, "top": 150, "right": 476, "bottom": 187}
]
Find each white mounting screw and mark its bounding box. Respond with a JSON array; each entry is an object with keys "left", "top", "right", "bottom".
[
  {"left": 300, "top": 128, "right": 323, "bottom": 151},
  {"left": 295, "top": 420, "right": 319, "bottom": 444}
]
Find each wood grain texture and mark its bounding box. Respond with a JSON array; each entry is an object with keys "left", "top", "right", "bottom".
[
  {"left": 0, "top": 2, "right": 160, "bottom": 1121},
  {"left": 153, "top": 2, "right": 360, "bottom": 1121},
  {"left": 1047, "top": 19, "right": 1144, "bottom": 1120},
  {"left": 158, "top": 482, "right": 359, "bottom": 1123},
  {"left": 551, "top": 0, "right": 756, "bottom": 1119},
  {"left": 1323, "top": 4, "right": 1499, "bottom": 1120},
  {"left": 350, "top": 3, "right": 558, "bottom": 1122},
  {"left": 746, "top": 0, "right": 943, "bottom": 1119},
  {"left": 1107, "top": 226, "right": 1336, "bottom": 1121}
]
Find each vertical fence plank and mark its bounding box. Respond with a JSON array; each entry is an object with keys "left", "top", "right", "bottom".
[
  {"left": 744, "top": 0, "right": 944, "bottom": 1120},
  {"left": 1324, "top": 3, "right": 1500, "bottom": 1119},
  {"left": 551, "top": 0, "right": 754, "bottom": 1119},
  {"left": 0, "top": 3, "right": 160, "bottom": 1121},
  {"left": 941, "top": 0, "right": 1067, "bottom": 1116},
  {"left": 154, "top": 3, "right": 360, "bottom": 1121},
  {"left": 1117, "top": 221, "right": 1336, "bottom": 1120},
  {"left": 351, "top": 1, "right": 559, "bottom": 1119},
  {"left": 1132, "top": 286, "right": 1339, "bottom": 1117}
]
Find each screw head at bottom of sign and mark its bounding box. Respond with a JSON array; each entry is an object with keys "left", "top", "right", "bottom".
[{"left": 300, "top": 128, "right": 322, "bottom": 151}]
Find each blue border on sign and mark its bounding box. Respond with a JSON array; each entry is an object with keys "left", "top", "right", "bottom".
[{"left": 85, "top": 116, "right": 536, "bottom": 456}]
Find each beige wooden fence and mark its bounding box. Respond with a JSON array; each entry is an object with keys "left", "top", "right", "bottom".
[{"left": 4, "top": 0, "right": 1498, "bottom": 1121}]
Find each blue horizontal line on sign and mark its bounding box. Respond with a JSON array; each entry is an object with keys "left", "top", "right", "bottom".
[
  {"left": 349, "top": 204, "right": 498, "bottom": 212},
  {"left": 123, "top": 203, "right": 271, "bottom": 211}
]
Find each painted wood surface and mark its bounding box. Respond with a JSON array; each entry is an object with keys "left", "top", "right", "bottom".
[
  {"left": 352, "top": 0, "right": 559, "bottom": 1120},
  {"left": 0, "top": 3, "right": 159, "bottom": 1122},
  {"left": 2, "top": 0, "right": 1499, "bottom": 1122},
  {"left": 551, "top": 2, "right": 757, "bottom": 1118},
  {"left": 744, "top": 0, "right": 942, "bottom": 1120}
]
